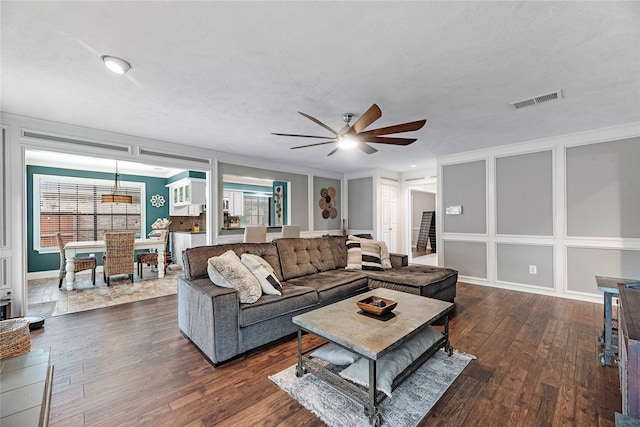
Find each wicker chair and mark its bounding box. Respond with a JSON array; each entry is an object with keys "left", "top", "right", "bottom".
[
  {"left": 57, "top": 232, "right": 96, "bottom": 288},
  {"left": 137, "top": 230, "right": 170, "bottom": 278},
  {"left": 102, "top": 231, "right": 135, "bottom": 286}
]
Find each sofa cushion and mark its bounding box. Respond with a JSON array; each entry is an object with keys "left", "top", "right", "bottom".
[
  {"left": 339, "top": 326, "right": 443, "bottom": 397},
  {"left": 311, "top": 343, "right": 360, "bottom": 365},
  {"left": 184, "top": 243, "right": 283, "bottom": 282},
  {"left": 241, "top": 253, "right": 283, "bottom": 296},
  {"left": 323, "top": 235, "right": 348, "bottom": 268},
  {"left": 239, "top": 285, "right": 318, "bottom": 327},
  {"left": 346, "top": 240, "right": 383, "bottom": 271},
  {"left": 366, "top": 265, "right": 458, "bottom": 301},
  {"left": 285, "top": 269, "right": 369, "bottom": 304},
  {"left": 275, "top": 238, "right": 336, "bottom": 280},
  {"left": 207, "top": 251, "right": 262, "bottom": 304}
]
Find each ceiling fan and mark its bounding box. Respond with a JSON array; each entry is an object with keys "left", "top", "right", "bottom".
[{"left": 272, "top": 103, "right": 427, "bottom": 156}]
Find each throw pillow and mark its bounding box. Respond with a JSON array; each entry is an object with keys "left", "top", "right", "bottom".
[
  {"left": 345, "top": 240, "right": 362, "bottom": 270},
  {"left": 345, "top": 240, "right": 383, "bottom": 270},
  {"left": 241, "top": 253, "right": 283, "bottom": 296},
  {"left": 348, "top": 235, "right": 392, "bottom": 269},
  {"left": 207, "top": 250, "right": 262, "bottom": 303},
  {"left": 310, "top": 343, "right": 360, "bottom": 365},
  {"left": 339, "top": 326, "right": 443, "bottom": 397}
]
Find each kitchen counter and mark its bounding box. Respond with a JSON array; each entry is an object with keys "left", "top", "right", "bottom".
[{"left": 171, "top": 232, "right": 207, "bottom": 268}]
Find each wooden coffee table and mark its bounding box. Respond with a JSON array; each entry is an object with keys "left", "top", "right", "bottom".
[{"left": 292, "top": 288, "right": 454, "bottom": 426}]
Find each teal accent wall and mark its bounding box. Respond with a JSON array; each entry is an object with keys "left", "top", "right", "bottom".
[
  {"left": 223, "top": 182, "right": 272, "bottom": 195},
  {"left": 167, "top": 170, "right": 206, "bottom": 184},
  {"left": 27, "top": 165, "right": 170, "bottom": 272}
]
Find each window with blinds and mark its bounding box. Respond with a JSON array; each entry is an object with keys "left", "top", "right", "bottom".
[{"left": 35, "top": 174, "right": 143, "bottom": 250}]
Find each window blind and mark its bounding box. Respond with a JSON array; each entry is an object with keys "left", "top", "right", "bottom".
[{"left": 39, "top": 178, "right": 141, "bottom": 248}]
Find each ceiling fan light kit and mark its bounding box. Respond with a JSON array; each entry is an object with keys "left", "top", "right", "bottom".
[{"left": 273, "top": 103, "right": 426, "bottom": 156}]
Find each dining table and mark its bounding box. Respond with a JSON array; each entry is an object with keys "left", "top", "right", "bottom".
[{"left": 64, "top": 238, "right": 166, "bottom": 290}]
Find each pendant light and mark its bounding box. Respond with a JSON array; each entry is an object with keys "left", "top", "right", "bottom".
[{"left": 101, "top": 162, "right": 132, "bottom": 204}]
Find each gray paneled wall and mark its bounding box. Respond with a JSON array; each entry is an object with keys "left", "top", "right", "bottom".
[
  {"left": 442, "top": 240, "right": 487, "bottom": 279},
  {"left": 566, "top": 137, "right": 640, "bottom": 238},
  {"left": 567, "top": 247, "right": 640, "bottom": 294},
  {"left": 442, "top": 160, "right": 486, "bottom": 234},
  {"left": 496, "top": 151, "right": 553, "bottom": 236},
  {"left": 313, "top": 176, "right": 341, "bottom": 231},
  {"left": 496, "top": 243, "right": 554, "bottom": 288},
  {"left": 348, "top": 177, "right": 373, "bottom": 230}
]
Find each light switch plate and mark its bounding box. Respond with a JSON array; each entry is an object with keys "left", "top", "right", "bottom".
[{"left": 446, "top": 206, "right": 462, "bottom": 215}]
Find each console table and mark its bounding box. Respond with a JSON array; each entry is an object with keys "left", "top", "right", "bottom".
[
  {"left": 596, "top": 276, "right": 640, "bottom": 366},
  {"left": 0, "top": 349, "right": 53, "bottom": 426},
  {"left": 618, "top": 284, "right": 640, "bottom": 418}
]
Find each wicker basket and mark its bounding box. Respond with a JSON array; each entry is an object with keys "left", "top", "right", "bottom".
[{"left": 0, "top": 318, "right": 31, "bottom": 359}]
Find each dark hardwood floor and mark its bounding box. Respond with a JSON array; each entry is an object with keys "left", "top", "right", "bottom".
[{"left": 30, "top": 282, "right": 621, "bottom": 426}]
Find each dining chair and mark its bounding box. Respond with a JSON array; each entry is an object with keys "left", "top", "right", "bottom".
[
  {"left": 102, "top": 231, "right": 135, "bottom": 286},
  {"left": 137, "top": 230, "right": 170, "bottom": 278},
  {"left": 280, "top": 224, "right": 300, "bottom": 238},
  {"left": 243, "top": 225, "right": 267, "bottom": 243},
  {"left": 56, "top": 232, "right": 96, "bottom": 288}
]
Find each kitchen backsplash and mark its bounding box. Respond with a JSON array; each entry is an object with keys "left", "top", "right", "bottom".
[{"left": 170, "top": 213, "right": 206, "bottom": 232}]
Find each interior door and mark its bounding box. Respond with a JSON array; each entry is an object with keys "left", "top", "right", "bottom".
[{"left": 381, "top": 183, "right": 398, "bottom": 252}]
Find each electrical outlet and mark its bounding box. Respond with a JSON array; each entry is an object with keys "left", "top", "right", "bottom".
[
  {"left": 529, "top": 265, "right": 537, "bottom": 275},
  {"left": 89, "top": 253, "right": 95, "bottom": 258}
]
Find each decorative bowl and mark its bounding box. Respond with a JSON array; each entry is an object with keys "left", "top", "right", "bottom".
[{"left": 356, "top": 296, "right": 397, "bottom": 316}]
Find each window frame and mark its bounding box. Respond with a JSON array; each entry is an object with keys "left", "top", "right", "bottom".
[
  {"left": 33, "top": 173, "right": 146, "bottom": 253},
  {"left": 240, "top": 194, "right": 271, "bottom": 227}
]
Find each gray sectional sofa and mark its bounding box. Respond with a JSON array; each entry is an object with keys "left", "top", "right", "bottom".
[{"left": 177, "top": 235, "right": 457, "bottom": 365}]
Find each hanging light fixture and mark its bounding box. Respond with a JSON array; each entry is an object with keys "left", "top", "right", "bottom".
[{"left": 101, "top": 162, "right": 132, "bottom": 204}]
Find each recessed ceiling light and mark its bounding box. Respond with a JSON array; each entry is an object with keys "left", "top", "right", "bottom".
[
  {"left": 411, "top": 164, "right": 417, "bottom": 168},
  {"left": 101, "top": 55, "right": 131, "bottom": 75}
]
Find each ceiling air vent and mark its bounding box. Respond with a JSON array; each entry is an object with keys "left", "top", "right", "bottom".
[
  {"left": 139, "top": 148, "right": 211, "bottom": 164},
  {"left": 510, "top": 89, "right": 563, "bottom": 110},
  {"left": 22, "top": 130, "right": 130, "bottom": 152}
]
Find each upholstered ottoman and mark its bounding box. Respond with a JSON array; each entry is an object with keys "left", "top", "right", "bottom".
[{"left": 365, "top": 265, "right": 458, "bottom": 302}]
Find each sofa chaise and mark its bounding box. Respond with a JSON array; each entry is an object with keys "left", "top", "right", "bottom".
[{"left": 177, "top": 235, "right": 457, "bottom": 365}]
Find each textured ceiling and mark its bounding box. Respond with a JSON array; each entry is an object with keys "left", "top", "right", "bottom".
[{"left": 2, "top": 1, "right": 639, "bottom": 173}]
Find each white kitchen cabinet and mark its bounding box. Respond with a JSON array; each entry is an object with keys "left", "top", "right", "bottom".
[
  {"left": 222, "top": 190, "right": 244, "bottom": 216},
  {"left": 167, "top": 178, "right": 206, "bottom": 216},
  {"left": 232, "top": 191, "right": 244, "bottom": 216},
  {"left": 171, "top": 232, "right": 206, "bottom": 268}
]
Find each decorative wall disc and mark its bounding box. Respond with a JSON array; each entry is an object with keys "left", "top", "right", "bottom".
[
  {"left": 319, "top": 186, "right": 338, "bottom": 220},
  {"left": 150, "top": 194, "right": 165, "bottom": 207}
]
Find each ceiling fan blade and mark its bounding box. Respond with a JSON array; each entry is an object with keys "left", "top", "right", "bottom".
[
  {"left": 298, "top": 111, "right": 339, "bottom": 136},
  {"left": 272, "top": 132, "right": 334, "bottom": 139},
  {"left": 326, "top": 147, "right": 340, "bottom": 156},
  {"left": 290, "top": 140, "right": 337, "bottom": 149},
  {"left": 351, "top": 104, "right": 382, "bottom": 133},
  {"left": 358, "top": 142, "right": 378, "bottom": 155},
  {"left": 358, "top": 119, "right": 427, "bottom": 137},
  {"left": 361, "top": 136, "right": 417, "bottom": 146}
]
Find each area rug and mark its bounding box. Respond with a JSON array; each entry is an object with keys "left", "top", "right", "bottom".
[{"left": 269, "top": 349, "right": 475, "bottom": 427}]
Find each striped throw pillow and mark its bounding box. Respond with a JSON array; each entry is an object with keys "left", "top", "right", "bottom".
[{"left": 346, "top": 240, "right": 383, "bottom": 271}]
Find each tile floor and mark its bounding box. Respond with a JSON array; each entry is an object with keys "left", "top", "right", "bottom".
[{"left": 27, "top": 265, "right": 181, "bottom": 317}]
